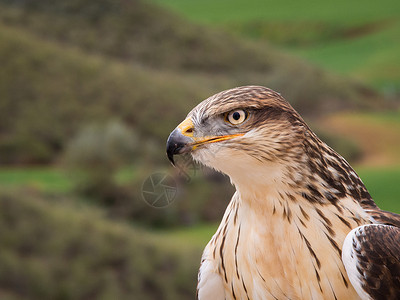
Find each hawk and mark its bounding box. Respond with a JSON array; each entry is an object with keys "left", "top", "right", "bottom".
[{"left": 166, "top": 86, "right": 400, "bottom": 299}]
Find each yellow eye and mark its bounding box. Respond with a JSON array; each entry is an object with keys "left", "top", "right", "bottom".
[{"left": 226, "top": 109, "right": 248, "bottom": 125}]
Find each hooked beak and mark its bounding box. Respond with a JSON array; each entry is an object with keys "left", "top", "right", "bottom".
[
  {"left": 166, "top": 118, "right": 243, "bottom": 166},
  {"left": 166, "top": 119, "right": 194, "bottom": 166}
]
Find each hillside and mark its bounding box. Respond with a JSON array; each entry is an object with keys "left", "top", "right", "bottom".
[
  {"left": 0, "top": 189, "right": 201, "bottom": 299},
  {"left": 0, "top": 24, "right": 210, "bottom": 163},
  {"left": 151, "top": 0, "right": 400, "bottom": 91},
  {"left": 0, "top": 0, "right": 386, "bottom": 164}
]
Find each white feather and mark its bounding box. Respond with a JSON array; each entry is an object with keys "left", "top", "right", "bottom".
[
  {"left": 342, "top": 225, "right": 376, "bottom": 300},
  {"left": 197, "top": 247, "right": 225, "bottom": 300}
]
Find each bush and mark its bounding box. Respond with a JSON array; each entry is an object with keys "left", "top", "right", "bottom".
[{"left": 63, "top": 120, "right": 139, "bottom": 198}]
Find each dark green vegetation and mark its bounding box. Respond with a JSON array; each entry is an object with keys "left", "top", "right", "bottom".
[
  {"left": 0, "top": 0, "right": 386, "bottom": 164},
  {"left": 0, "top": 189, "right": 201, "bottom": 300},
  {"left": 151, "top": 0, "right": 400, "bottom": 90},
  {"left": 0, "top": 0, "right": 398, "bottom": 299}
]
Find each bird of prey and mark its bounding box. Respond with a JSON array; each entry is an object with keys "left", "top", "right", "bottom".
[{"left": 166, "top": 86, "right": 400, "bottom": 300}]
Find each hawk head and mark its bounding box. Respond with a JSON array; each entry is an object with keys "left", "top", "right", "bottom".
[
  {"left": 166, "top": 89, "right": 400, "bottom": 300},
  {"left": 166, "top": 86, "right": 309, "bottom": 187}
]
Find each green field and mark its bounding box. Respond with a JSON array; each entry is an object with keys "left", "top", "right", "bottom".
[
  {"left": 357, "top": 167, "right": 400, "bottom": 213},
  {"left": 151, "top": 0, "right": 400, "bottom": 89},
  {"left": 156, "top": 222, "right": 218, "bottom": 247},
  {"left": 150, "top": 0, "right": 399, "bottom": 23},
  {"left": 0, "top": 168, "right": 71, "bottom": 192}
]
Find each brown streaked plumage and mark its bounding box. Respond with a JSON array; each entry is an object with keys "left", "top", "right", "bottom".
[{"left": 166, "top": 86, "right": 400, "bottom": 299}]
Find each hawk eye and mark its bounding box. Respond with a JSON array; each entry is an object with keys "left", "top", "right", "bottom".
[{"left": 226, "top": 109, "right": 248, "bottom": 125}]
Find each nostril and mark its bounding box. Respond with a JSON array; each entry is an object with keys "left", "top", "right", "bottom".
[{"left": 177, "top": 119, "right": 194, "bottom": 136}]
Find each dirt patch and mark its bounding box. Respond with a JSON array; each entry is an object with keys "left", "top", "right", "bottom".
[
  {"left": 319, "top": 113, "right": 400, "bottom": 167},
  {"left": 227, "top": 19, "right": 393, "bottom": 46},
  {"left": 341, "top": 20, "right": 392, "bottom": 39}
]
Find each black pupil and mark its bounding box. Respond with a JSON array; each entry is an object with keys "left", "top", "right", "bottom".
[{"left": 232, "top": 111, "right": 241, "bottom": 120}]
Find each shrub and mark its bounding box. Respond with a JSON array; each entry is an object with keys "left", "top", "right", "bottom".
[{"left": 63, "top": 120, "right": 139, "bottom": 198}]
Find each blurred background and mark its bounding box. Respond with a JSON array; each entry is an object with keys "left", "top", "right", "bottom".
[{"left": 0, "top": 0, "right": 399, "bottom": 299}]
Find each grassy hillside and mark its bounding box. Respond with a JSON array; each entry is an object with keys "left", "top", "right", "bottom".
[
  {"left": 0, "top": 0, "right": 274, "bottom": 72},
  {"left": 0, "top": 24, "right": 209, "bottom": 163},
  {"left": 0, "top": 0, "right": 382, "bottom": 102},
  {"left": 150, "top": 0, "right": 399, "bottom": 24},
  {"left": 0, "top": 189, "right": 202, "bottom": 299},
  {"left": 0, "top": 0, "right": 387, "bottom": 164},
  {"left": 151, "top": 0, "right": 400, "bottom": 90}
]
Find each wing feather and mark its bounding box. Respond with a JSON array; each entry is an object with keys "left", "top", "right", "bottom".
[{"left": 342, "top": 224, "right": 400, "bottom": 300}]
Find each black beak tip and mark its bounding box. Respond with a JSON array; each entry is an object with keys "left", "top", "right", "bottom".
[
  {"left": 167, "top": 146, "right": 176, "bottom": 166},
  {"left": 166, "top": 128, "right": 193, "bottom": 167}
]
